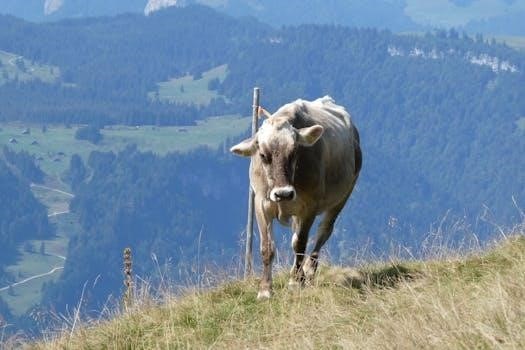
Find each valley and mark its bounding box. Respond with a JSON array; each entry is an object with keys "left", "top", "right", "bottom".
[{"left": 0, "top": 114, "right": 250, "bottom": 316}]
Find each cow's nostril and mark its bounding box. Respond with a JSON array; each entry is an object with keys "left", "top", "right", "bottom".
[
  {"left": 270, "top": 186, "right": 296, "bottom": 202},
  {"left": 276, "top": 189, "right": 295, "bottom": 201}
]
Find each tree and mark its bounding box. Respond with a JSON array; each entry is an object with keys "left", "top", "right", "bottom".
[
  {"left": 24, "top": 241, "right": 34, "bottom": 253},
  {"left": 75, "top": 125, "right": 103, "bottom": 144}
]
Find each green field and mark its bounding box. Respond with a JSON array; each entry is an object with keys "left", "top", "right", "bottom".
[
  {"left": 0, "top": 272, "right": 60, "bottom": 317},
  {"left": 493, "top": 35, "right": 525, "bottom": 51},
  {"left": 0, "top": 190, "right": 76, "bottom": 316},
  {"left": 0, "top": 115, "right": 250, "bottom": 178},
  {"left": 0, "top": 50, "right": 60, "bottom": 85},
  {"left": 399, "top": 31, "right": 525, "bottom": 52},
  {"left": 31, "top": 185, "right": 72, "bottom": 214},
  {"left": 148, "top": 64, "right": 228, "bottom": 105},
  {"left": 0, "top": 248, "right": 65, "bottom": 316},
  {"left": 404, "top": 0, "right": 525, "bottom": 28}
]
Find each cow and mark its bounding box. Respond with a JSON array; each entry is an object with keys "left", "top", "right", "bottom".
[{"left": 231, "top": 96, "right": 361, "bottom": 299}]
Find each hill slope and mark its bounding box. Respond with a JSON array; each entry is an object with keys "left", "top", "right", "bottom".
[{"left": 27, "top": 228, "right": 525, "bottom": 349}]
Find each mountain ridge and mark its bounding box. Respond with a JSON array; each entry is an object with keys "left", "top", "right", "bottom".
[{"left": 1, "top": 0, "right": 525, "bottom": 35}]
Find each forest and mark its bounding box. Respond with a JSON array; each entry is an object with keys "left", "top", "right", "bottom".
[{"left": 0, "top": 4, "right": 524, "bottom": 334}]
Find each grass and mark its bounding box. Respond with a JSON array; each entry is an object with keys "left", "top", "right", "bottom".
[
  {"left": 0, "top": 50, "right": 60, "bottom": 85},
  {"left": 489, "top": 35, "right": 525, "bottom": 51},
  {"left": 0, "top": 274, "right": 60, "bottom": 318},
  {"left": 0, "top": 250, "right": 64, "bottom": 316},
  {"left": 148, "top": 64, "right": 228, "bottom": 105},
  {"left": 399, "top": 31, "right": 525, "bottom": 52},
  {"left": 26, "top": 226, "right": 525, "bottom": 349},
  {"left": 0, "top": 184, "right": 77, "bottom": 316},
  {"left": 0, "top": 211, "right": 81, "bottom": 316},
  {"left": 516, "top": 117, "right": 525, "bottom": 131},
  {"left": 0, "top": 221, "right": 71, "bottom": 316},
  {"left": 404, "top": 0, "right": 525, "bottom": 28},
  {"left": 0, "top": 115, "right": 250, "bottom": 178},
  {"left": 30, "top": 185, "right": 72, "bottom": 214}
]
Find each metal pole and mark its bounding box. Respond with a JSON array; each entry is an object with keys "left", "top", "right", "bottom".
[{"left": 244, "top": 87, "right": 260, "bottom": 279}]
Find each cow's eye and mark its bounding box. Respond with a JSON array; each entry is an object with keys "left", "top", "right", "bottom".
[{"left": 260, "top": 153, "right": 271, "bottom": 164}]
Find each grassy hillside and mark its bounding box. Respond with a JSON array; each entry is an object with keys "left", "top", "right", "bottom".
[
  {"left": 404, "top": 0, "right": 525, "bottom": 28},
  {"left": 0, "top": 50, "right": 60, "bottom": 86},
  {"left": 24, "top": 226, "right": 525, "bottom": 349},
  {"left": 494, "top": 35, "right": 525, "bottom": 51},
  {"left": 148, "top": 64, "right": 229, "bottom": 105},
  {"left": 0, "top": 187, "right": 75, "bottom": 316}
]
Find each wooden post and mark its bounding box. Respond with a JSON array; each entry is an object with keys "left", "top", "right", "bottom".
[
  {"left": 123, "top": 247, "right": 133, "bottom": 310},
  {"left": 244, "top": 87, "right": 260, "bottom": 279}
]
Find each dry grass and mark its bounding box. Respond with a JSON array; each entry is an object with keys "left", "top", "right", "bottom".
[{"left": 21, "top": 229, "right": 525, "bottom": 349}]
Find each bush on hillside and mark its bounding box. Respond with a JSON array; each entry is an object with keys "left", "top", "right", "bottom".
[{"left": 75, "top": 125, "right": 103, "bottom": 144}]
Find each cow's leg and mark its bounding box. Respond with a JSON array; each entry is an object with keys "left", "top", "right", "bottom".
[
  {"left": 304, "top": 193, "right": 350, "bottom": 281},
  {"left": 289, "top": 214, "right": 315, "bottom": 287},
  {"left": 255, "top": 197, "right": 275, "bottom": 299}
]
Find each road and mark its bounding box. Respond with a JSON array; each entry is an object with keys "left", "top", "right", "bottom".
[
  {"left": 0, "top": 266, "right": 64, "bottom": 292},
  {"left": 30, "top": 183, "right": 74, "bottom": 197},
  {"left": 48, "top": 210, "right": 70, "bottom": 217}
]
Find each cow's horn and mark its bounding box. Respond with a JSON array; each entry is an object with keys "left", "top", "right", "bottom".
[{"left": 258, "top": 106, "right": 272, "bottom": 119}]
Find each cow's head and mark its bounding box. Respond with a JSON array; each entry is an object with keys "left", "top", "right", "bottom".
[{"left": 230, "top": 110, "right": 324, "bottom": 202}]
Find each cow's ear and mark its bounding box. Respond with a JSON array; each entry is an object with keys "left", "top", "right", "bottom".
[
  {"left": 297, "top": 125, "right": 324, "bottom": 146},
  {"left": 230, "top": 136, "right": 258, "bottom": 156}
]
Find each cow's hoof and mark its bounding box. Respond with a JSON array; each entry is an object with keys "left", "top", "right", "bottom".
[
  {"left": 303, "top": 257, "right": 318, "bottom": 281},
  {"left": 257, "top": 290, "right": 271, "bottom": 300}
]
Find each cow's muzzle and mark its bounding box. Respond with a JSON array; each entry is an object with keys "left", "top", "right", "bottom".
[{"left": 270, "top": 186, "right": 296, "bottom": 202}]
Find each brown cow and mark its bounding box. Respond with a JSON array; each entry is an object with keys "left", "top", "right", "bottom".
[{"left": 231, "top": 96, "right": 361, "bottom": 299}]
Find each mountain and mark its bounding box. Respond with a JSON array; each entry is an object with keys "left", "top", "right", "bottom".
[
  {"left": 0, "top": 0, "right": 146, "bottom": 21},
  {"left": 1, "top": 0, "right": 525, "bottom": 35},
  {"left": 144, "top": 0, "right": 180, "bottom": 15}
]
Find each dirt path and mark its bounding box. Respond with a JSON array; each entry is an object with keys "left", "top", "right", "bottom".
[
  {"left": 0, "top": 266, "right": 64, "bottom": 292},
  {"left": 48, "top": 210, "right": 70, "bottom": 217},
  {"left": 30, "top": 183, "right": 74, "bottom": 197}
]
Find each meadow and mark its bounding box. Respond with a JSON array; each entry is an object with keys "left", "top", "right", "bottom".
[
  {"left": 21, "top": 226, "right": 525, "bottom": 349},
  {"left": 404, "top": 0, "right": 525, "bottom": 28},
  {"left": 0, "top": 50, "right": 59, "bottom": 85},
  {"left": 148, "top": 64, "right": 228, "bottom": 105},
  {"left": 0, "top": 115, "right": 249, "bottom": 178}
]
